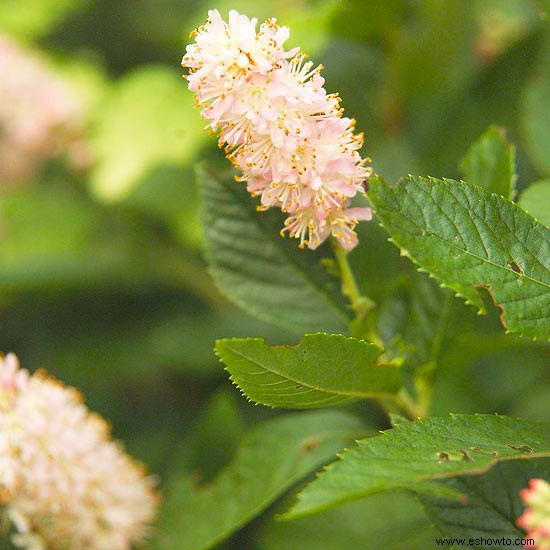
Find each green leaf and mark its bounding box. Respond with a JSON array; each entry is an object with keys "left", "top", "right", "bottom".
[
  {"left": 369, "top": 175, "right": 550, "bottom": 340},
  {"left": 430, "top": 322, "right": 550, "bottom": 420},
  {"left": 0, "top": 184, "right": 216, "bottom": 302},
  {"left": 257, "top": 490, "right": 439, "bottom": 550},
  {"left": 153, "top": 410, "right": 367, "bottom": 550},
  {"left": 286, "top": 414, "right": 550, "bottom": 518},
  {"left": 199, "top": 167, "right": 349, "bottom": 333},
  {"left": 0, "top": 0, "right": 84, "bottom": 41},
  {"left": 90, "top": 66, "right": 207, "bottom": 201},
  {"left": 519, "top": 179, "right": 550, "bottom": 226},
  {"left": 216, "top": 333, "right": 401, "bottom": 409},
  {"left": 459, "top": 125, "right": 516, "bottom": 199},
  {"left": 380, "top": 271, "right": 453, "bottom": 372},
  {"left": 0, "top": 517, "right": 22, "bottom": 549},
  {"left": 0, "top": 185, "right": 152, "bottom": 291},
  {"left": 389, "top": 413, "right": 412, "bottom": 427},
  {"left": 420, "top": 458, "right": 550, "bottom": 547},
  {"left": 536, "top": 0, "right": 550, "bottom": 17},
  {"left": 166, "top": 389, "right": 247, "bottom": 483},
  {"left": 122, "top": 165, "right": 203, "bottom": 250}
]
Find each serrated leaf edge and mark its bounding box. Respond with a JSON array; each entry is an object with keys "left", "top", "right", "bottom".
[
  {"left": 215, "top": 333, "right": 400, "bottom": 408},
  {"left": 370, "top": 175, "right": 549, "bottom": 340},
  {"left": 284, "top": 413, "right": 550, "bottom": 519}
]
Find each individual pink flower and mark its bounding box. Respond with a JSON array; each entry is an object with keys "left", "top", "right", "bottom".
[
  {"left": 517, "top": 478, "right": 550, "bottom": 549},
  {"left": 0, "top": 353, "right": 159, "bottom": 550},
  {"left": 182, "top": 9, "right": 372, "bottom": 250}
]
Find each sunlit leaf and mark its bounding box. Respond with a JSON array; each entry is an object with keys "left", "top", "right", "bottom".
[
  {"left": 0, "top": 0, "right": 84, "bottom": 41},
  {"left": 90, "top": 66, "right": 206, "bottom": 201}
]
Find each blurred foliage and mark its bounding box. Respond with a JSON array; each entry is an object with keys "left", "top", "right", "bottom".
[{"left": 0, "top": 0, "right": 548, "bottom": 548}]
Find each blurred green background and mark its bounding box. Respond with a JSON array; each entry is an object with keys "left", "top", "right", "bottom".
[{"left": 0, "top": 0, "right": 548, "bottom": 547}]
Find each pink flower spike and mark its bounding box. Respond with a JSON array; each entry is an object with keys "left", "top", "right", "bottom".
[
  {"left": 182, "top": 10, "right": 373, "bottom": 250},
  {"left": 0, "top": 353, "right": 159, "bottom": 549},
  {"left": 517, "top": 478, "right": 550, "bottom": 550}
]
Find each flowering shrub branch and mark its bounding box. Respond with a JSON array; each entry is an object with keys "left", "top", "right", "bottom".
[
  {"left": 1, "top": 4, "right": 548, "bottom": 549},
  {"left": 177, "top": 9, "right": 550, "bottom": 550}
]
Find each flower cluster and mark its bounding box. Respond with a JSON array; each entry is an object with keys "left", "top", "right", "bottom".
[
  {"left": 182, "top": 9, "right": 372, "bottom": 250},
  {"left": 517, "top": 478, "right": 550, "bottom": 549},
  {"left": 0, "top": 353, "right": 159, "bottom": 550},
  {"left": 0, "top": 35, "right": 87, "bottom": 185}
]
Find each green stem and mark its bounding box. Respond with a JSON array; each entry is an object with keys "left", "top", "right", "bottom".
[
  {"left": 331, "top": 239, "right": 375, "bottom": 320},
  {"left": 332, "top": 240, "right": 427, "bottom": 420},
  {"left": 394, "top": 388, "right": 426, "bottom": 420},
  {"left": 413, "top": 293, "right": 453, "bottom": 416},
  {"left": 415, "top": 377, "right": 432, "bottom": 420}
]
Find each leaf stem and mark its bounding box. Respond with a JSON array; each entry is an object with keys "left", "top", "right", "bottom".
[
  {"left": 331, "top": 239, "right": 375, "bottom": 321},
  {"left": 331, "top": 240, "right": 427, "bottom": 420},
  {"left": 414, "top": 293, "right": 453, "bottom": 416},
  {"left": 394, "top": 388, "right": 426, "bottom": 420}
]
